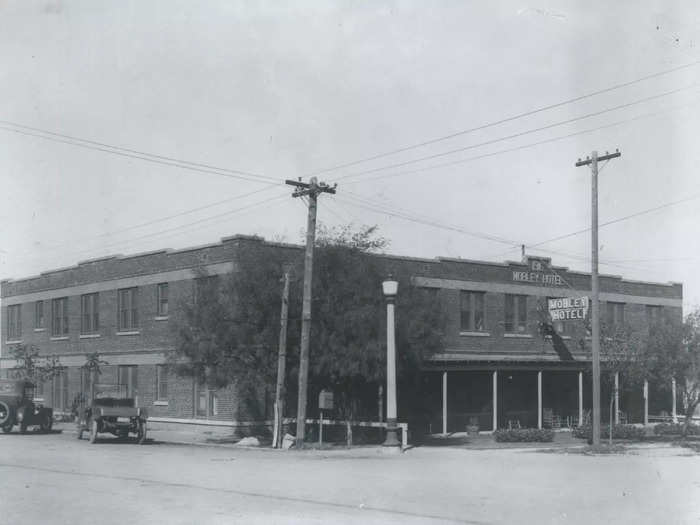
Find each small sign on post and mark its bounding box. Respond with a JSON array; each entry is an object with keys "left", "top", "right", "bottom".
[
  {"left": 318, "top": 390, "right": 333, "bottom": 446},
  {"left": 548, "top": 296, "right": 590, "bottom": 321}
]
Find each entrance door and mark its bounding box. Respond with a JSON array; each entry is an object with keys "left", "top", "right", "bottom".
[{"left": 117, "top": 365, "right": 138, "bottom": 399}]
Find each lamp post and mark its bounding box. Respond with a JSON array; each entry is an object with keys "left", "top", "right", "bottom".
[{"left": 382, "top": 276, "right": 400, "bottom": 447}]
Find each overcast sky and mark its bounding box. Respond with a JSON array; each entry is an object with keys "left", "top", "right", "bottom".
[{"left": 1, "top": 1, "right": 699, "bottom": 310}]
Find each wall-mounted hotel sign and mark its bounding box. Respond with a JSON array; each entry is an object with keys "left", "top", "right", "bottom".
[
  {"left": 512, "top": 257, "right": 565, "bottom": 286},
  {"left": 548, "top": 296, "right": 589, "bottom": 321}
]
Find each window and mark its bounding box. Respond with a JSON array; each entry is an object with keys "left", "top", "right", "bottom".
[
  {"left": 118, "top": 288, "right": 138, "bottom": 331},
  {"left": 51, "top": 297, "right": 69, "bottom": 336},
  {"left": 52, "top": 370, "right": 68, "bottom": 410},
  {"left": 7, "top": 304, "right": 21, "bottom": 340},
  {"left": 117, "top": 365, "right": 138, "bottom": 398},
  {"left": 157, "top": 283, "right": 169, "bottom": 316},
  {"left": 646, "top": 305, "right": 663, "bottom": 326},
  {"left": 195, "top": 382, "right": 218, "bottom": 417},
  {"left": 34, "top": 301, "right": 44, "bottom": 329},
  {"left": 156, "top": 365, "right": 168, "bottom": 401},
  {"left": 80, "top": 293, "right": 99, "bottom": 334},
  {"left": 460, "top": 291, "right": 486, "bottom": 331},
  {"left": 505, "top": 294, "right": 528, "bottom": 333},
  {"left": 194, "top": 275, "right": 220, "bottom": 304},
  {"left": 606, "top": 302, "right": 625, "bottom": 329}
]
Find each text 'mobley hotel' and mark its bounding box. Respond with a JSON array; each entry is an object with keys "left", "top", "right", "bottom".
[{"left": 0, "top": 235, "right": 683, "bottom": 435}]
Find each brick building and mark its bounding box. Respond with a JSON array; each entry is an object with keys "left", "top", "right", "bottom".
[{"left": 0, "top": 235, "right": 683, "bottom": 435}]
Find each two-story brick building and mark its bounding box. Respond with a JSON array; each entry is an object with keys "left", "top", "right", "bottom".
[{"left": 0, "top": 234, "right": 682, "bottom": 435}]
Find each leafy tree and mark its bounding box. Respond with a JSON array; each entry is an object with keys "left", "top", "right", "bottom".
[
  {"left": 171, "top": 224, "right": 445, "bottom": 424},
  {"left": 9, "top": 344, "right": 64, "bottom": 384}
]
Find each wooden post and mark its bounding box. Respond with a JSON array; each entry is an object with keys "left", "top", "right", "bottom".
[
  {"left": 537, "top": 371, "right": 543, "bottom": 430},
  {"left": 273, "top": 270, "right": 290, "bottom": 448},
  {"left": 442, "top": 371, "right": 448, "bottom": 435},
  {"left": 672, "top": 377, "right": 678, "bottom": 423},
  {"left": 578, "top": 371, "right": 583, "bottom": 427},
  {"left": 614, "top": 372, "right": 620, "bottom": 424},
  {"left": 319, "top": 410, "right": 323, "bottom": 446},
  {"left": 643, "top": 379, "right": 649, "bottom": 426},
  {"left": 492, "top": 371, "right": 498, "bottom": 431}
]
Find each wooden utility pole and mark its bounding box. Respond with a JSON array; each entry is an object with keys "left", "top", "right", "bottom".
[
  {"left": 575, "top": 149, "right": 621, "bottom": 446},
  {"left": 272, "top": 270, "right": 290, "bottom": 448},
  {"left": 285, "top": 177, "right": 337, "bottom": 448}
]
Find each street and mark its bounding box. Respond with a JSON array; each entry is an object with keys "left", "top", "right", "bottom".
[{"left": 1, "top": 429, "right": 700, "bottom": 524}]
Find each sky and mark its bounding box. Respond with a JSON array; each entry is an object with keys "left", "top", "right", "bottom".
[{"left": 0, "top": 1, "right": 699, "bottom": 310}]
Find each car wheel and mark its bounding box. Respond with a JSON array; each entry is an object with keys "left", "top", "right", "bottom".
[
  {"left": 137, "top": 420, "right": 147, "bottom": 444},
  {"left": 89, "top": 420, "right": 98, "bottom": 444},
  {"left": 0, "top": 401, "right": 11, "bottom": 426},
  {"left": 40, "top": 415, "right": 53, "bottom": 433}
]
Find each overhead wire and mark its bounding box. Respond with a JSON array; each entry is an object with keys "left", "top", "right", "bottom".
[
  {"left": 333, "top": 84, "right": 699, "bottom": 183},
  {"left": 306, "top": 59, "right": 700, "bottom": 178}
]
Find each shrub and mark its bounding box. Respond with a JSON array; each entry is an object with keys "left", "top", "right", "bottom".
[
  {"left": 654, "top": 423, "right": 700, "bottom": 436},
  {"left": 493, "top": 428, "right": 554, "bottom": 442},
  {"left": 573, "top": 424, "right": 645, "bottom": 441}
]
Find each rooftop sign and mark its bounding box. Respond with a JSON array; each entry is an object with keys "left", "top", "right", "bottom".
[{"left": 512, "top": 257, "right": 565, "bottom": 286}]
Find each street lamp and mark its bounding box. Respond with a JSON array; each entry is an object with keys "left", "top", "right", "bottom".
[{"left": 382, "top": 276, "right": 400, "bottom": 447}]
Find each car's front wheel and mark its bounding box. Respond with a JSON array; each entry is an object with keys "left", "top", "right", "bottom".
[
  {"left": 88, "top": 419, "right": 98, "bottom": 444},
  {"left": 0, "top": 401, "right": 11, "bottom": 427}
]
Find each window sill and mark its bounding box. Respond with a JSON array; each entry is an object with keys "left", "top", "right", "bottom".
[
  {"left": 459, "top": 331, "right": 490, "bottom": 337},
  {"left": 545, "top": 335, "right": 572, "bottom": 340},
  {"left": 6, "top": 340, "right": 23, "bottom": 345},
  {"left": 116, "top": 331, "right": 140, "bottom": 336},
  {"left": 154, "top": 316, "right": 169, "bottom": 321},
  {"left": 34, "top": 328, "right": 46, "bottom": 333},
  {"left": 153, "top": 400, "right": 169, "bottom": 406},
  {"left": 504, "top": 333, "right": 533, "bottom": 339},
  {"left": 49, "top": 336, "right": 69, "bottom": 341},
  {"left": 79, "top": 333, "right": 101, "bottom": 339}
]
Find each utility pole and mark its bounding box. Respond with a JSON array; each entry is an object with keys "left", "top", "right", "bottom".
[
  {"left": 575, "top": 149, "right": 621, "bottom": 446},
  {"left": 273, "top": 269, "right": 290, "bottom": 448},
  {"left": 285, "top": 176, "right": 337, "bottom": 448}
]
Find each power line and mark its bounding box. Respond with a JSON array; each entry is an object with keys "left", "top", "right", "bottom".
[
  {"left": 8, "top": 185, "right": 280, "bottom": 259},
  {"left": 341, "top": 96, "right": 700, "bottom": 186},
  {"left": 9, "top": 191, "right": 289, "bottom": 267},
  {"left": 334, "top": 84, "right": 698, "bottom": 183},
  {"left": 0, "top": 124, "right": 280, "bottom": 185},
  {"left": 306, "top": 59, "right": 700, "bottom": 177}
]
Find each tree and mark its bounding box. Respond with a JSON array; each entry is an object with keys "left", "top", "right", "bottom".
[
  {"left": 171, "top": 224, "right": 445, "bottom": 427},
  {"left": 9, "top": 344, "right": 64, "bottom": 385},
  {"left": 640, "top": 309, "right": 700, "bottom": 436}
]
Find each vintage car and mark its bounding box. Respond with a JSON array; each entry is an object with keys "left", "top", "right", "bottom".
[
  {"left": 0, "top": 379, "right": 53, "bottom": 433},
  {"left": 76, "top": 384, "right": 147, "bottom": 444}
]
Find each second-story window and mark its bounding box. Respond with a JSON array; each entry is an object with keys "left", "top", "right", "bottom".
[
  {"left": 157, "top": 283, "right": 169, "bottom": 316},
  {"left": 606, "top": 302, "right": 625, "bottom": 329},
  {"left": 34, "top": 300, "right": 44, "bottom": 330},
  {"left": 7, "top": 305, "right": 21, "bottom": 340},
  {"left": 51, "top": 298, "right": 69, "bottom": 336},
  {"left": 118, "top": 288, "right": 139, "bottom": 331},
  {"left": 505, "top": 294, "right": 528, "bottom": 333},
  {"left": 460, "top": 291, "right": 486, "bottom": 331},
  {"left": 81, "top": 293, "right": 99, "bottom": 334}
]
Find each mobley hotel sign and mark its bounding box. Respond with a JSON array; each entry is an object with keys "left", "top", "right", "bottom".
[{"left": 512, "top": 258, "right": 565, "bottom": 286}]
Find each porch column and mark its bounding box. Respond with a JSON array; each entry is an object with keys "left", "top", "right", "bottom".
[
  {"left": 614, "top": 372, "right": 620, "bottom": 424},
  {"left": 672, "top": 377, "right": 678, "bottom": 423},
  {"left": 492, "top": 371, "right": 498, "bottom": 431},
  {"left": 537, "top": 371, "right": 542, "bottom": 429},
  {"left": 442, "top": 371, "right": 448, "bottom": 435},
  {"left": 578, "top": 371, "right": 583, "bottom": 427},
  {"left": 643, "top": 379, "right": 649, "bottom": 426}
]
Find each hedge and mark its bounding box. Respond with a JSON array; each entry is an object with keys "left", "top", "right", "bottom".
[
  {"left": 493, "top": 428, "right": 554, "bottom": 442},
  {"left": 572, "top": 424, "right": 645, "bottom": 441},
  {"left": 653, "top": 423, "right": 700, "bottom": 436}
]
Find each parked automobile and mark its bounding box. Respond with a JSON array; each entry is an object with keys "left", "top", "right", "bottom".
[
  {"left": 76, "top": 384, "right": 147, "bottom": 444},
  {"left": 0, "top": 379, "right": 53, "bottom": 433}
]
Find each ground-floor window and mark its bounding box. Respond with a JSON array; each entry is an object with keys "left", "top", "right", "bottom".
[
  {"left": 156, "top": 365, "right": 168, "bottom": 401},
  {"left": 52, "top": 370, "right": 68, "bottom": 410},
  {"left": 194, "top": 382, "right": 218, "bottom": 417},
  {"left": 117, "top": 365, "right": 138, "bottom": 398}
]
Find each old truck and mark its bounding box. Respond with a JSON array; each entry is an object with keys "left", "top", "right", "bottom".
[
  {"left": 76, "top": 384, "right": 147, "bottom": 444},
  {"left": 0, "top": 379, "right": 53, "bottom": 434}
]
